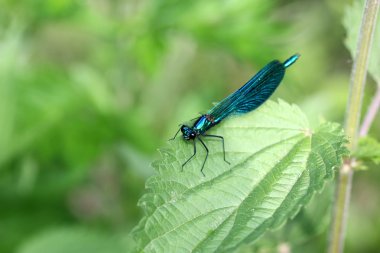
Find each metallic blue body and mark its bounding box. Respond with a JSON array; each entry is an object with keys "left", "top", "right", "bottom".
[
  {"left": 283, "top": 54, "right": 299, "bottom": 68},
  {"left": 193, "top": 115, "right": 215, "bottom": 132}
]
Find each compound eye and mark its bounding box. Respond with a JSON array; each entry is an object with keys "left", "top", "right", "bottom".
[{"left": 191, "top": 133, "right": 196, "bottom": 138}]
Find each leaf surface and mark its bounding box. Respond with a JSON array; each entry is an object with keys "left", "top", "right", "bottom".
[
  {"left": 355, "top": 136, "right": 380, "bottom": 166},
  {"left": 132, "top": 100, "right": 347, "bottom": 253}
]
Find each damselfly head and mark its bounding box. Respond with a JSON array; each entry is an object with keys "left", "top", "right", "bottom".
[{"left": 181, "top": 125, "right": 196, "bottom": 140}]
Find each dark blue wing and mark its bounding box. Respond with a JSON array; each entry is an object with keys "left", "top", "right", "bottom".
[{"left": 207, "top": 60, "right": 285, "bottom": 122}]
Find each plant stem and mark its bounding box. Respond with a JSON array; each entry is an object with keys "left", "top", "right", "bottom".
[
  {"left": 359, "top": 86, "right": 380, "bottom": 137},
  {"left": 328, "top": 1, "right": 380, "bottom": 253}
]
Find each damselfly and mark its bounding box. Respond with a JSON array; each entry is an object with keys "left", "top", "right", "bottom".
[{"left": 171, "top": 54, "right": 300, "bottom": 176}]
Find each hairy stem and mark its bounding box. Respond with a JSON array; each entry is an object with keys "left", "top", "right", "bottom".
[
  {"left": 359, "top": 86, "right": 380, "bottom": 137},
  {"left": 328, "top": 1, "right": 380, "bottom": 253}
]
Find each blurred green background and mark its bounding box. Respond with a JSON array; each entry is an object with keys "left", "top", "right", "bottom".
[{"left": 1, "top": 0, "right": 379, "bottom": 252}]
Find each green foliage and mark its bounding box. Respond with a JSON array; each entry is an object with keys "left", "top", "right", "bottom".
[
  {"left": 145, "top": 0, "right": 283, "bottom": 62},
  {"left": 17, "top": 227, "right": 125, "bottom": 253},
  {"left": 355, "top": 137, "right": 380, "bottom": 166},
  {"left": 131, "top": 100, "right": 348, "bottom": 252},
  {"left": 1, "top": 1, "right": 379, "bottom": 252},
  {"left": 243, "top": 182, "right": 335, "bottom": 253},
  {"left": 343, "top": 0, "right": 380, "bottom": 83}
]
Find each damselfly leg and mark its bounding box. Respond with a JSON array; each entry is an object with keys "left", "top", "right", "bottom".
[
  {"left": 198, "top": 137, "right": 208, "bottom": 177},
  {"left": 203, "top": 134, "right": 230, "bottom": 165},
  {"left": 169, "top": 125, "right": 182, "bottom": 140},
  {"left": 182, "top": 139, "right": 197, "bottom": 170}
]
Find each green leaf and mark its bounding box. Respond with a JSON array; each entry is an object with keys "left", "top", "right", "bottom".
[
  {"left": 343, "top": 0, "right": 380, "bottom": 83},
  {"left": 354, "top": 136, "right": 380, "bottom": 165},
  {"left": 245, "top": 181, "right": 335, "bottom": 253},
  {"left": 131, "top": 100, "right": 348, "bottom": 253}
]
